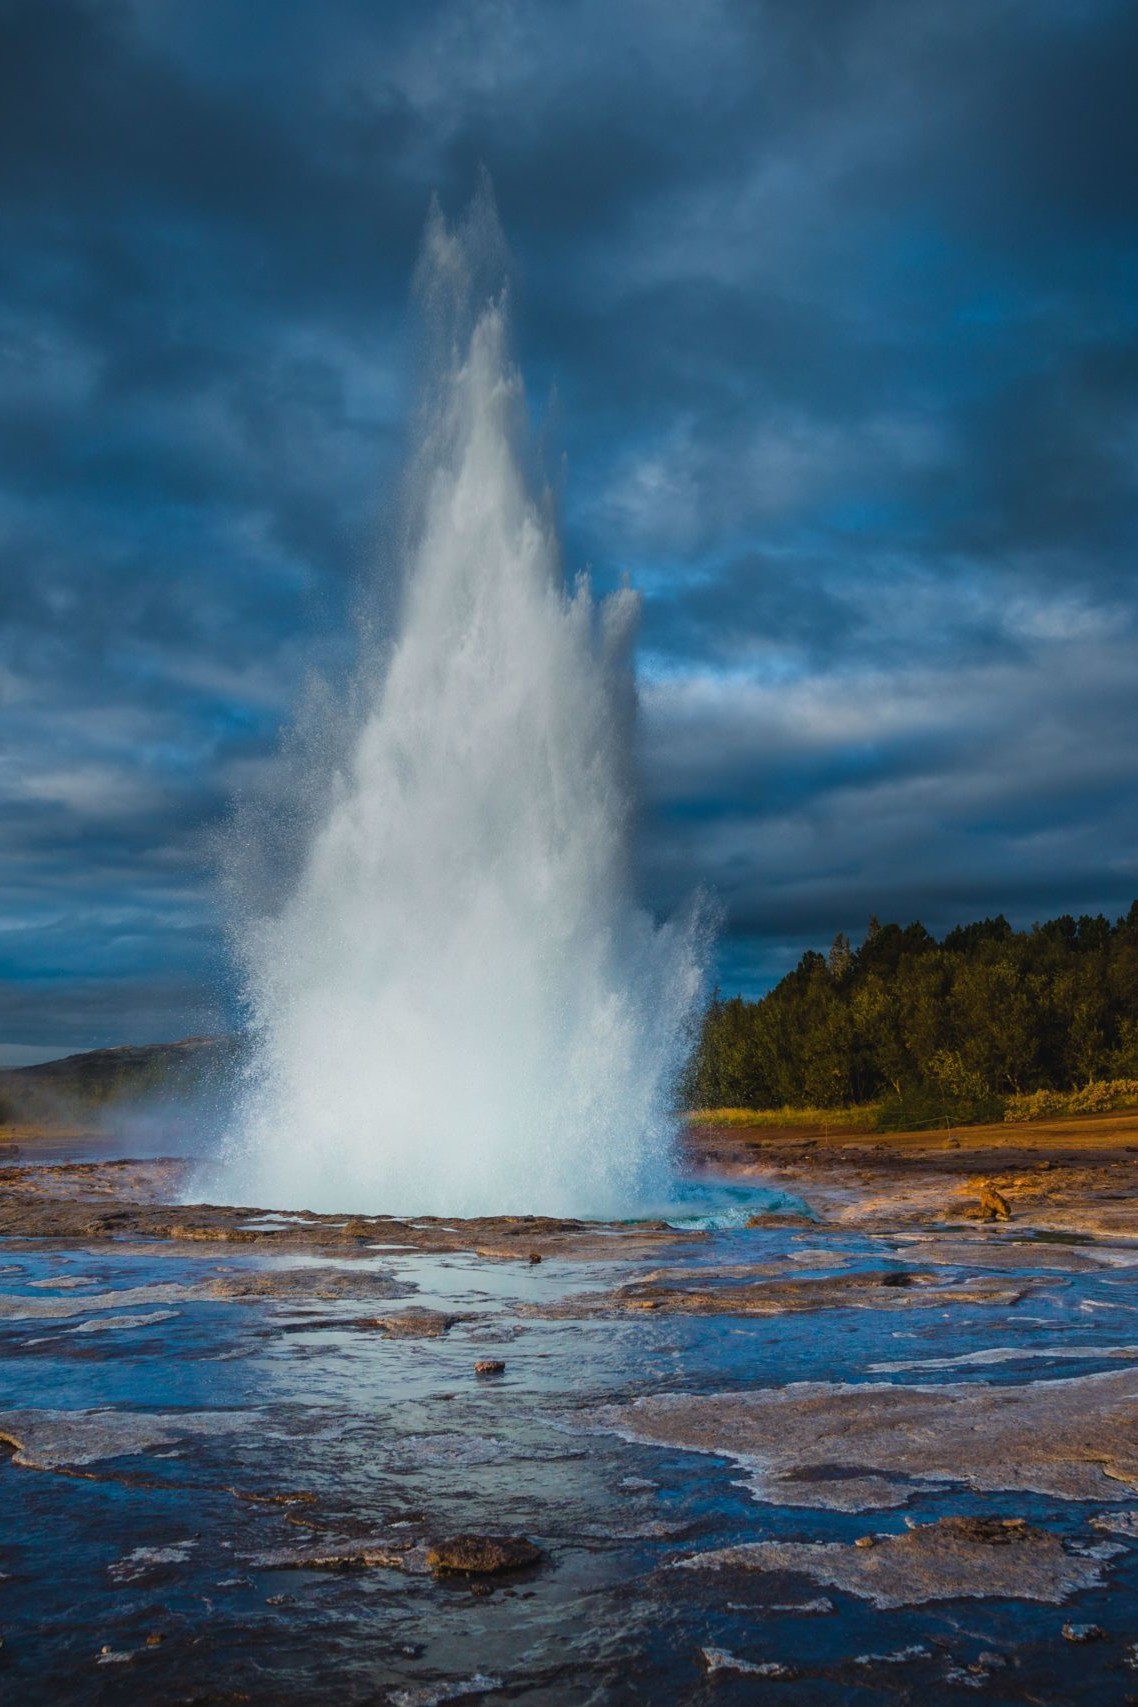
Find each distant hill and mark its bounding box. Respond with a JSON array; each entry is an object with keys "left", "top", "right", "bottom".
[{"left": 0, "top": 1035, "right": 244, "bottom": 1124}]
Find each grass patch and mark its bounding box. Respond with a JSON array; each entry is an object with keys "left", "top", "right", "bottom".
[
  {"left": 687, "top": 1104, "right": 882, "bottom": 1131},
  {"left": 873, "top": 1091, "right": 1006, "bottom": 1133},
  {"left": 690, "top": 1083, "right": 1138, "bottom": 1138}
]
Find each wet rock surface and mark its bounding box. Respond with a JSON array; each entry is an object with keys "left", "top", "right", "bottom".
[
  {"left": 366, "top": 1309, "right": 469, "bottom": 1338},
  {"left": 0, "top": 1158, "right": 694, "bottom": 1261},
  {"left": 595, "top": 1366, "right": 1138, "bottom": 1507},
  {"left": 3, "top": 1131, "right": 1138, "bottom": 1702},
  {"left": 526, "top": 1265, "right": 1042, "bottom": 1320},
  {"left": 426, "top": 1535, "right": 541, "bottom": 1575},
  {"left": 247, "top": 1537, "right": 434, "bottom": 1574},
  {"left": 678, "top": 1516, "right": 1113, "bottom": 1607},
  {"left": 0, "top": 1405, "right": 246, "bottom": 1469},
  {"left": 699, "top": 1644, "right": 797, "bottom": 1677}
]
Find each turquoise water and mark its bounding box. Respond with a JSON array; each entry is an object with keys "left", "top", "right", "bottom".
[{"left": 654, "top": 1180, "right": 814, "bottom": 1231}]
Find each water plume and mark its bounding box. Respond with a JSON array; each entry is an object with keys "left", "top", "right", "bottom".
[{"left": 209, "top": 196, "right": 708, "bottom": 1217}]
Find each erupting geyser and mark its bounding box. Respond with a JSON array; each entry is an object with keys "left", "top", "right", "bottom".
[{"left": 211, "top": 200, "right": 709, "bottom": 1217}]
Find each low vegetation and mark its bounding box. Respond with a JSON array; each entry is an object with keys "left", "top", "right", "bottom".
[
  {"left": 687, "top": 1104, "right": 881, "bottom": 1131},
  {"left": 1003, "top": 1078, "right": 1138, "bottom": 1123}
]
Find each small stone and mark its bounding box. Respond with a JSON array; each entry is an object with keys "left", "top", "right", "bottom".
[
  {"left": 977, "top": 1182, "right": 1011, "bottom": 1220},
  {"left": 854, "top": 1535, "right": 877, "bottom": 1548},
  {"left": 474, "top": 1359, "right": 505, "bottom": 1377},
  {"left": 527, "top": 1252, "right": 542, "bottom": 1264},
  {"left": 341, "top": 1218, "right": 374, "bottom": 1241},
  {"left": 370, "top": 1309, "right": 461, "bottom": 1339},
  {"left": 1062, "top": 1623, "right": 1105, "bottom": 1643},
  {"left": 145, "top": 1633, "right": 164, "bottom": 1647}
]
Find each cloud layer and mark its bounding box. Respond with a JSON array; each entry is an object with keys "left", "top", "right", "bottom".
[{"left": 1, "top": 0, "right": 1136, "bottom": 1044}]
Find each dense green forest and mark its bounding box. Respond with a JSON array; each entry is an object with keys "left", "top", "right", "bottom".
[{"left": 686, "top": 903, "right": 1138, "bottom": 1124}]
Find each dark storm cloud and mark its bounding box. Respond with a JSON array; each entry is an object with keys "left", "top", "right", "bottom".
[{"left": 1, "top": 0, "right": 1136, "bottom": 1043}]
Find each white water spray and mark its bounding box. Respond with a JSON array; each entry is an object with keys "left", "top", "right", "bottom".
[{"left": 211, "top": 202, "right": 708, "bottom": 1217}]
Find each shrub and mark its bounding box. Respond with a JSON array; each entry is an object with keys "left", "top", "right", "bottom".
[{"left": 1004, "top": 1079, "right": 1138, "bottom": 1122}]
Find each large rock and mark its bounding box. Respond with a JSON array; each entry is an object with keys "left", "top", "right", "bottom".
[{"left": 426, "top": 1534, "right": 541, "bottom": 1575}]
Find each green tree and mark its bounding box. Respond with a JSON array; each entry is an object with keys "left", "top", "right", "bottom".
[{"left": 685, "top": 902, "right": 1138, "bottom": 1113}]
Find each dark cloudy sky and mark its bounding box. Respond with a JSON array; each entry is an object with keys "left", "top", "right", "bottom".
[{"left": 2, "top": 0, "right": 1137, "bottom": 1061}]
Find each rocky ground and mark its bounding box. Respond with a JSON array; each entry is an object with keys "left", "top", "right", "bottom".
[
  {"left": 688, "top": 1105, "right": 1138, "bottom": 1241},
  {"left": 1, "top": 1116, "right": 1137, "bottom": 1702}
]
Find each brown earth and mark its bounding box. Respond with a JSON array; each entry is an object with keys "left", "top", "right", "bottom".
[
  {"left": 4, "top": 1103, "right": 1138, "bottom": 1258},
  {"left": 0, "top": 1156, "right": 691, "bottom": 1263},
  {"left": 687, "top": 1107, "right": 1138, "bottom": 1241}
]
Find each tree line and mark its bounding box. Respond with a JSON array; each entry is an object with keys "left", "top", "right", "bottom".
[{"left": 685, "top": 903, "right": 1138, "bottom": 1122}]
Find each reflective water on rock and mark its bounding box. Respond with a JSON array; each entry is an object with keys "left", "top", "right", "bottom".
[{"left": 3, "top": 1156, "right": 1138, "bottom": 1702}]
